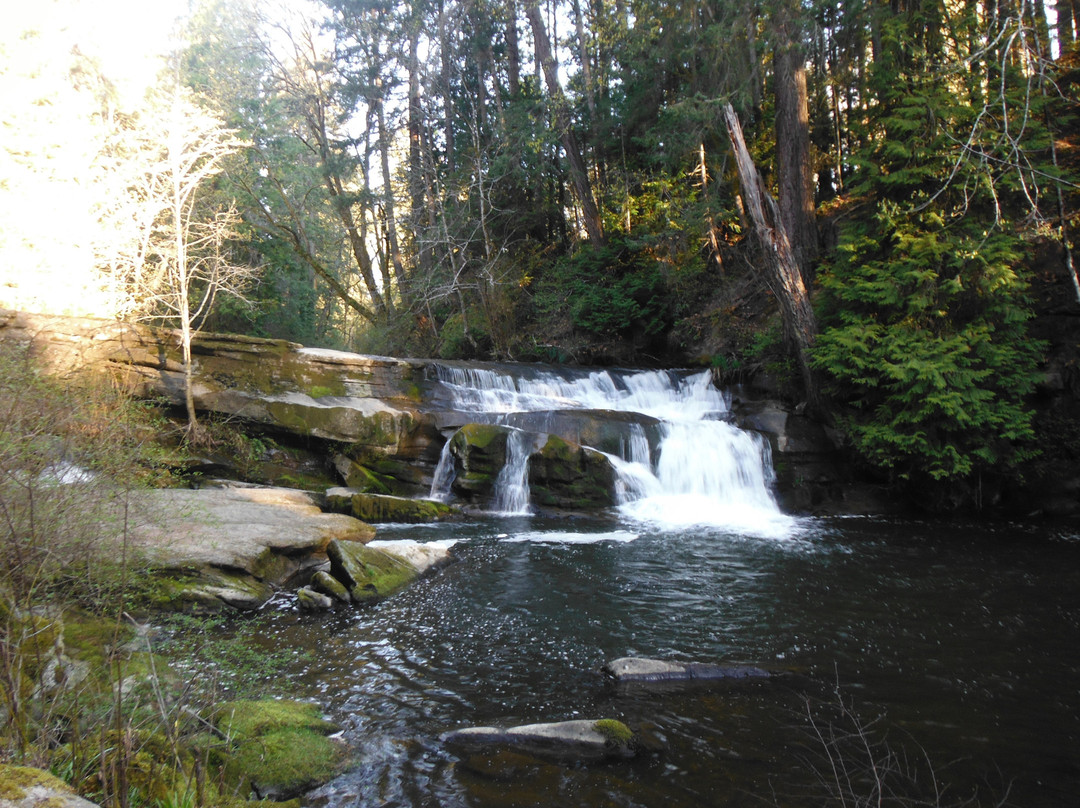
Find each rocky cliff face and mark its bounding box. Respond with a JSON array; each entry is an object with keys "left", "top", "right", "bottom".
[
  {"left": 0, "top": 309, "right": 860, "bottom": 513},
  {"left": 0, "top": 309, "right": 446, "bottom": 495}
]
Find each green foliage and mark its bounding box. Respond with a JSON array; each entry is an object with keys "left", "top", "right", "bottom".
[
  {"left": 534, "top": 239, "right": 671, "bottom": 343},
  {"left": 814, "top": 205, "right": 1043, "bottom": 484}
]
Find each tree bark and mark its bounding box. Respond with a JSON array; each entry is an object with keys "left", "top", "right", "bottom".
[
  {"left": 506, "top": 0, "right": 521, "bottom": 96},
  {"left": 723, "top": 103, "right": 821, "bottom": 411},
  {"left": 525, "top": 0, "right": 605, "bottom": 245},
  {"left": 439, "top": 0, "right": 455, "bottom": 173},
  {"left": 773, "top": 20, "right": 818, "bottom": 284}
]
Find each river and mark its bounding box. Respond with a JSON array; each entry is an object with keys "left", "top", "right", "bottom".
[{"left": 224, "top": 364, "right": 1079, "bottom": 806}]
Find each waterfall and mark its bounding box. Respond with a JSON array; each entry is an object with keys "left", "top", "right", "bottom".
[
  {"left": 492, "top": 428, "right": 535, "bottom": 515},
  {"left": 431, "top": 364, "right": 790, "bottom": 533},
  {"left": 429, "top": 439, "right": 456, "bottom": 502}
]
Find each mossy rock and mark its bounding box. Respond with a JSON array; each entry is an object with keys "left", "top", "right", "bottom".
[
  {"left": 141, "top": 569, "right": 274, "bottom": 614},
  {"left": 210, "top": 700, "right": 344, "bottom": 801},
  {"left": 310, "top": 570, "right": 351, "bottom": 603},
  {"left": 326, "top": 540, "right": 417, "bottom": 604},
  {"left": 593, "top": 719, "right": 634, "bottom": 745},
  {"left": 528, "top": 435, "right": 616, "bottom": 510},
  {"left": 449, "top": 424, "right": 513, "bottom": 499},
  {"left": 328, "top": 491, "right": 461, "bottom": 524},
  {"left": 61, "top": 612, "right": 135, "bottom": 670},
  {"left": 0, "top": 764, "right": 95, "bottom": 808},
  {"left": 211, "top": 699, "right": 338, "bottom": 739},
  {"left": 331, "top": 459, "right": 395, "bottom": 495}
]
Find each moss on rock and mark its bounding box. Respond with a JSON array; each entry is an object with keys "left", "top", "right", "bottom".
[
  {"left": 449, "top": 424, "right": 513, "bottom": 500},
  {"left": 326, "top": 540, "right": 417, "bottom": 604},
  {"left": 0, "top": 765, "right": 76, "bottom": 801},
  {"left": 343, "top": 492, "right": 460, "bottom": 523},
  {"left": 528, "top": 435, "right": 616, "bottom": 510}
]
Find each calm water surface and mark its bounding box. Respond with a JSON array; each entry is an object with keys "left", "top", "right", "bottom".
[{"left": 231, "top": 516, "right": 1080, "bottom": 807}]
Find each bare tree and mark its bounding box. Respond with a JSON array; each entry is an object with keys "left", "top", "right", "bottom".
[{"left": 107, "top": 85, "right": 257, "bottom": 438}]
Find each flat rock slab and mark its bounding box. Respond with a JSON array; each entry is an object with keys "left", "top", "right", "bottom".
[
  {"left": 367, "top": 539, "right": 457, "bottom": 575},
  {"left": 443, "top": 719, "right": 637, "bottom": 763},
  {"left": 130, "top": 485, "right": 375, "bottom": 579},
  {"left": 603, "top": 657, "right": 771, "bottom": 686}
]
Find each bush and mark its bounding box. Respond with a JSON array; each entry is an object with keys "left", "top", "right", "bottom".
[
  {"left": 534, "top": 239, "right": 672, "bottom": 346},
  {"left": 813, "top": 205, "right": 1043, "bottom": 489}
]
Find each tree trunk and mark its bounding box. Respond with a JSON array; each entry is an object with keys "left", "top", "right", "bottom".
[
  {"left": 506, "top": 0, "right": 521, "bottom": 96},
  {"left": 377, "top": 98, "right": 407, "bottom": 298},
  {"left": 723, "top": 103, "right": 821, "bottom": 412},
  {"left": 525, "top": 0, "right": 605, "bottom": 245},
  {"left": 439, "top": 0, "right": 455, "bottom": 173},
  {"left": 773, "top": 20, "right": 818, "bottom": 284}
]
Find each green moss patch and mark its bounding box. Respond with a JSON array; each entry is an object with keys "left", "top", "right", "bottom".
[
  {"left": 212, "top": 699, "right": 338, "bottom": 739},
  {"left": 210, "top": 700, "right": 344, "bottom": 800},
  {"left": 0, "top": 765, "right": 74, "bottom": 801},
  {"left": 593, "top": 719, "right": 633, "bottom": 745}
]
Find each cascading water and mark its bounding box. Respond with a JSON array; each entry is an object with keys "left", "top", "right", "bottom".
[
  {"left": 430, "top": 364, "right": 793, "bottom": 536},
  {"left": 491, "top": 428, "right": 536, "bottom": 515}
]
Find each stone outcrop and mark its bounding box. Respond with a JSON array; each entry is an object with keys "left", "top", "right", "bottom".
[
  {"left": 447, "top": 423, "right": 513, "bottom": 500},
  {"left": 129, "top": 484, "right": 375, "bottom": 612},
  {"left": 528, "top": 434, "right": 617, "bottom": 510},
  {"left": 0, "top": 308, "right": 888, "bottom": 515},
  {"left": 0, "top": 310, "right": 443, "bottom": 496},
  {"left": 442, "top": 719, "right": 638, "bottom": 764},
  {"left": 733, "top": 395, "right": 895, "bottom": 515},
  {"left": 325, "top": 488, "right": 461, "bottom": 523}
]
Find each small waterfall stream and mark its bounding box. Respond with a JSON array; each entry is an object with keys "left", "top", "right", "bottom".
[{"left": 430, "top": 364, "right": 791, "bottom": 536}]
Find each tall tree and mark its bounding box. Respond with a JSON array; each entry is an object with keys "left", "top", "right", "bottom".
[{"left": 525, "top": 0, "right": 606, "bottom": 244}]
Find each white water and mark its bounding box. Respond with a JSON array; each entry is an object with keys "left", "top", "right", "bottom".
[
  {"left": 491, "top": 428, "right": 536, "bottom": 515},
  {"left": 432, "top": 365, "right": 794, "bottom": 537}
]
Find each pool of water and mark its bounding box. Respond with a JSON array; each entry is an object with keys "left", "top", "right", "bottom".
[{"left": 229, "top": 515, "right": 1080, "bottom": 807}]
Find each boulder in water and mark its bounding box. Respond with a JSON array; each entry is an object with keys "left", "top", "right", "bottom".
[
  {"left": 603, "top": 657, "right": 771, "bottom": 686},
  {"left": 448, "top": 424, "right": 512, "bottom": 500},
  {"left": 326, "top": 540, "right": 419, "bottom": 604},
  {"left": 528, "top": 434, "right": 616, "bottom": 510},
  {"left": 297, "top": 586, "right": 334, "bottom": 611},
  {"left": 367, "top": 539, "right": 456, "bottom": 576},
  {"left": 443, "top": 719, "right": 638, "bottom": 763},
  {"left": 311, "top": 570, "right": 352, "bottom": 603}
]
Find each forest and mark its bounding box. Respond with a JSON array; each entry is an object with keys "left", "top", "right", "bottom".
[{"left": 2, "top": 0, "right": 1079, "bottom": 502}]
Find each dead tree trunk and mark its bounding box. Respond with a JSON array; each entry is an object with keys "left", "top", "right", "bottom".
[{"left": 723, "top": 103, "right": 821, "bottom": 412}]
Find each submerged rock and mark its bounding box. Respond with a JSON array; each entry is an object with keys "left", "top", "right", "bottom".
[
  {"left": 603, "top": 657, "right": 771, "bottom": 686},
  {"left": 443, "top": 719, "right": 638, "bottom": 763}
]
